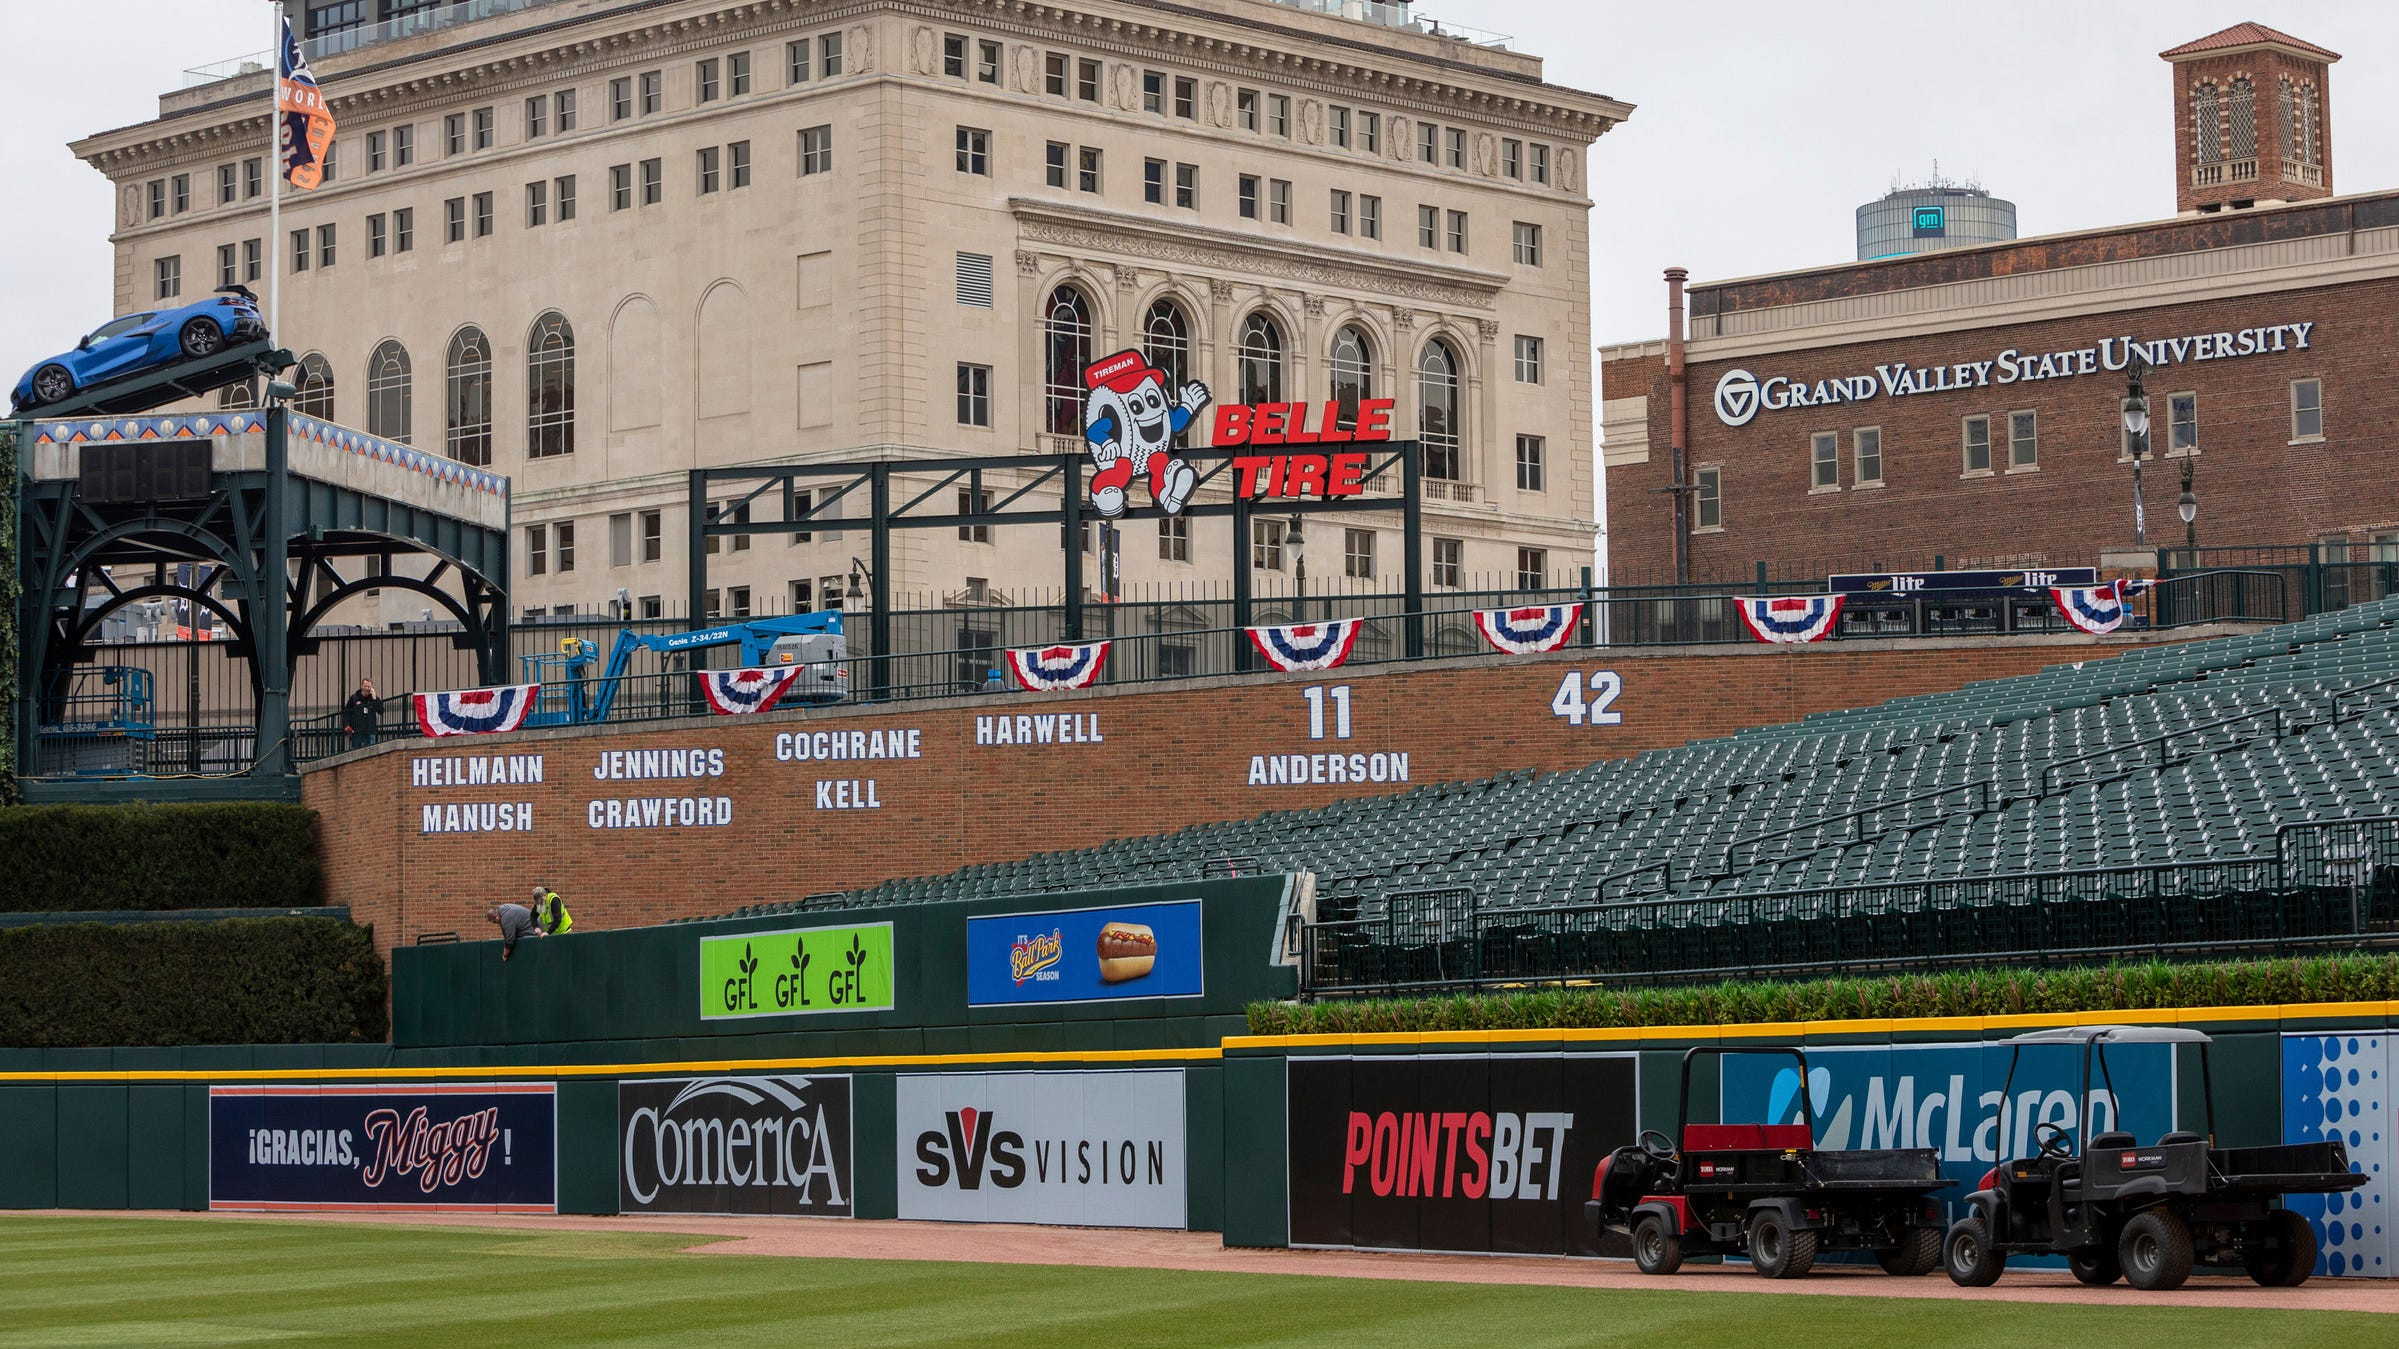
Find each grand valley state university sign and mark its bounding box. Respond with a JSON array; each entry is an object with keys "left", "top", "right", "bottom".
[{"left": 1711, "top": 320, "right": 2316, "bottom": 427}]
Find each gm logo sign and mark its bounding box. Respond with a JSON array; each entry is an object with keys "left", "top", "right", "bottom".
[{"left": 1712, "top": 368, "right": 1761, "bottom": 427}]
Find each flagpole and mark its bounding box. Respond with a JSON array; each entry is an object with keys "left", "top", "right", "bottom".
[{"left": 267, "top": 0, "right": 283, "bottom": 342}]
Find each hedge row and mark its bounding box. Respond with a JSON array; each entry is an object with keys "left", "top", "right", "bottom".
[
  {"left": 1246, "top": 954, "right": 2399, "bottom": 1036},
  {"left": 0, "top": 917, "right": 386, "bottom": 1047},
  {"left": 0, "top": 803, "right": 320, "bottom": 912}
]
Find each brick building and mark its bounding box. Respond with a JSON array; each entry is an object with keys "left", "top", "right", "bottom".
[{"left": 1599, "top": 22, "right": 2394, "bottom": 583}]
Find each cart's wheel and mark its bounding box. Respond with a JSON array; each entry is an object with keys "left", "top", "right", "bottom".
[
  {"left": 2068, "top": 1244, "right": 2122, "bottom": 1286},
  {"left": 1945, "top": 1217, "right": 2005, "bottom": 1287},
  {"left": 2243, "top": 1209, "right": 2317, "bottom": 1287},
  {"left": 1631, "top": 1214, "right": 1683, "bottom": 1276},
  {"left": 1749, "top": 1210, "right": 1818, "bottom": 1279},
  {"left": 2120, "top": 1210, "right": 2196, "bottom": 1292},
  {"left": 1877, "top": 1226, "right": 1942, "bottom": 1276}
]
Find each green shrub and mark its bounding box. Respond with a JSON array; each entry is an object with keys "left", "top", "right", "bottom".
[
  {"left": 1246, "top": 953, "right": 2399, "bottom": 1036},
  {"left": 0, "top": 917, "right": 385, "bottom": 1047},
  {"left": 0, "top": 803, "right": 319, "bottom": 912}
]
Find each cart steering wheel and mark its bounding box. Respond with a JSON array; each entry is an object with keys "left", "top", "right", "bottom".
[
  {"left": 1638, "top": 1129, "right": 1678, "bottom": 1162},
  {"left": 2034, "top": 1122, "right": 2075, "bottom": 1159}
]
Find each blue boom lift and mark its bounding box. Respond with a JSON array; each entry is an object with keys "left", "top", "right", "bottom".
[{"left": 519, "top": 612, "right": 848, "bottom": 727}]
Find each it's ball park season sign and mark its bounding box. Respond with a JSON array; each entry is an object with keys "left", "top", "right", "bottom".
[{"left": 700, "top": 922, "right": 895, "bottom": 1020}]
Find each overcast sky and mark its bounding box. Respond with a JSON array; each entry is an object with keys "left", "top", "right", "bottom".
[{"left": 2, "top": 1, "right": 2393, "bottom": 386}]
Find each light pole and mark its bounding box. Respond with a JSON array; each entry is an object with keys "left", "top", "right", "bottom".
[
  {"left": 2121, "top": 355, "right": 2151, "bottom": 547},
  {"left": 2178, "top": 458, "right": 2198, "bottom": 557},
  {"left": 1286, "top": 513, "right": 1307, "bottom": 622}
]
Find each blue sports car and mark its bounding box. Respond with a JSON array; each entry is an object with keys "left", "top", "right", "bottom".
[{"left": 11, "top": 286, "right": 268, "bottom": 413}]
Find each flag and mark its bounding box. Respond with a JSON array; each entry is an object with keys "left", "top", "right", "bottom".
[
  {"left": 1735, "top": 595, "right": 1844, "bottom": 644},
  {"left": 1006, "top": 641, "right": 1110, "bottom": 691},
  {"left": 2052, "top": 580, "right": 2145, "bottom": 635},
  {"left": 1473, "top": 603, "right": 1583, "bottom": 655},
  {"left": 277, "top": 16, "right": 335, "bottom": 190},
  {"left": 414, "top": 683, "right": 539, "bottom": 736},
  {"left": 695, "top": 667, "right": 804, "bottom": 715},
  {"left": 1248, "top": 619, "right": 1362, "bottom": 672}
]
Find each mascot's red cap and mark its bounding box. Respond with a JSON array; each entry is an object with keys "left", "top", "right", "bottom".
[{"left": 1084, "top": 349, "right": 1165, "bottom": 395}]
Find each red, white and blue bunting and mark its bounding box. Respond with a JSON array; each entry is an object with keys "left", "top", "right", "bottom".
[
  {"left": 1007, "top": 641, "right": 1111, "bottom": 692},
  {"left": 1735, "top": 595, "right": 1845, "bottom": 645},
  {"left": 2051, "top": 580, "right": 2148, "bottom": 635},
  {"left": 695, "top": 667, "right": 804, "bottom": 715},
  {"left": 413, "top": 683, "right": 540, "bottom": 737},
  {"left": 1473, "top": 603, "right": 1583, "bottom": 655},
  {"left": 1247, "top": 619, "right": 1363, "bottom": 672}
]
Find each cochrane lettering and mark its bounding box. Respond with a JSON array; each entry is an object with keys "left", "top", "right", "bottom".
[
  {"left": 410, "top": 754, "right": 545, "bottom": 787},
  {"left": 974, "top": 713, "right": 1104, "bottom": 747},
  {"left": 1341, "top": 1110, "right": 1575, "bottom": 1200},
  {"left": 593, "top": 748, "right": 726, "bottom": 780},
  {"left": 774, "top": 729, "right": 923, "bottom": 761},
  {"left": 1713, "top": 321, "right": 2315, "bottom": 427},
  {"left": 421, "top": 802, "right": 533, "bottom": 834},
  {"left": 914, "top": 1107, "right": 1168, "bottom": 1192}
]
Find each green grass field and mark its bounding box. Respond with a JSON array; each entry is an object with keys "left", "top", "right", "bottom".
[{"left": 0, "top": 1217, "right": 2386, "bottom": 1347}]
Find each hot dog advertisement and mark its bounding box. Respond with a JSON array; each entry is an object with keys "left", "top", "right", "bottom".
[{"left": 966, "top": 899, "right": 1204, "bottom": 1007}]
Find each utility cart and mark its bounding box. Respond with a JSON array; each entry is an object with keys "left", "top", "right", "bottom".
[
  {"left": 1944, "top": 1025, "right": 2367, "bottom": 1291},
  {"left": 1588, "top": 1046, "right": 1950, "bottom": 1278}
]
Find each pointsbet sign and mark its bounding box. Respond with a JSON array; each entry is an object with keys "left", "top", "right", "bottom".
[{"left": 699, "top": 923, "right": 895, "bottom": 1020}]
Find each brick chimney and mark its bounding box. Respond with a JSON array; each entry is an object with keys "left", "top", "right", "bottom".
[{"left": 2163, "top": 22, "right": 2339, "bottom": 214}]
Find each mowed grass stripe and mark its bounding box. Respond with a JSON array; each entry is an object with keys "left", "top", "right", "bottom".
[{"left": 0, "top": 1217, "right": 2386, "bottom": 1348}]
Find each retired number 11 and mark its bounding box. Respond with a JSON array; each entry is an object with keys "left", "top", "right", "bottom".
[{"left": 1303, "top": 685, "right": 1353, "bottom": 740}]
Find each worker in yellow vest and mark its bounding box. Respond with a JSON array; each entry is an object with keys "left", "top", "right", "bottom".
[{"left": 531, "top": 884, "right": 573, "bottom": 936}]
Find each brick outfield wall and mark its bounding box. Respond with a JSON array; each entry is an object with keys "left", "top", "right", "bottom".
[{"left": 303, "top": 629, "right": 2215, "bottom": 956}]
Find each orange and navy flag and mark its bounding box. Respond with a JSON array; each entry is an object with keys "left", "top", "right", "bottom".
[{"left": 276, "top": 16, "right": 334, "bottom": 190}]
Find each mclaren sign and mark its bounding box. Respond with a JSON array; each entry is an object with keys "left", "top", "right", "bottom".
[{"left": 1711, "top": 322, "right": 2315, "bottom": 427}]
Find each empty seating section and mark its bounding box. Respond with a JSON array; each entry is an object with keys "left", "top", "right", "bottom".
[{"left": 703, "top": 596, "right": 2399, "bottom": 957}]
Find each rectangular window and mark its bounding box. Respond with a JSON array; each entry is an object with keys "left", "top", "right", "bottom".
[
  {"left": 728, "top": 140, "right": 750, "bottom": 189},
  {"left": 1516, "top": 548, "right": 1547, "bottom": 590},
  {"left": 1359, "top": 194, "right": 1381, "bottom": 241},
  {"left": 639, "top": 159, "right": 661, "bottom": 205},
  {"left": 1514, "top": 335, "right": 1543, "bottom": 384},
  {"left": 1962, "top": 415, "right": 1991, "bottom": 473},
  {"left": 790, "top": 39, "right": 813, "bottom": 84},
  {"left": 958, "top": 489, "right": 993, "bottom": 544},
  {"left": 609, "top": 164, "right": 632, "bottom": 210},
  {"left": 1046, "top": 141, "right": 1068, "bottom": 188},
  {"left": 1268, "top": 178, "right": 1291, "bottom": 225},
  {"left": 1501, "top": 138, "right": 1521, "bottom": 178},
  {"left": 556, "top": 521, "right": 576, "bottom": 573},
  {"left": 1174, "top": 76, "right": 1197, "bottom": 119},
  {"left": 639, "top": 510, "right": 662, "bottom": 562},
  {"left": 1513, "top": 221, "right": 1542, "bottom": 266},
  {"left": 1444, "top": 127, "right": 1465, "bottom": 169},
  {"left": 942, "top": 34, "right": 965, "bottom": 79},
  {"left": 2292, "top": 378, "right": 2324, "bottom": 441},
  {"left": 1446, "top": 210, "right": 1468, "bottom": 253},
  {"left": 799, "top": 126, "right": 832, "bottom": 175},
  {"left": 1515, "top": 434, "right": 1545, "bottom": 492},
  {"left": 2009, "top": 410, "right": 2038, "bottom": 467},
  {"left": 291, "top": 228, "right": 310, "bottom": 272},
  {"left": 1237, "top": 88, "right": 1258, "bottom": 131},
  {"left": 1041, "top": 51, "right": 1066, "bottom": 95},
  {"left": 318, "top": 222, "right": 337, "bottom": 266},
  {"left": 639, "top": 70, "right": 662, "bottom": 114},
  {"left": 552, "top": 176, "right": 575, "bottom": 222},
  {"left": 368, "top": 129, "right": 388, "bottom": 169},
  {"left": 1695, "top": 467, "right": 1722, "bottom": 529},
  {"left": 393, "top": 208, "right": 413, "bottom": 252},
  {"left": 1344, "top": 528, "right": 1375, "bottom": 580},
  {"left": 521, "top": 98, "right": 544, "bottom": 140},
  {"left": 153, "top": 255, "right": 181, "bottom": 300},
  {"left": 394, "top": 124, "right": 414, "bottom": 165},
  {"left": 1251, "top": 518, "right": 1285, "bottom": 571},
  {"left": 472, "top": 192, "right": 492, "bottom": 237},
  {"left": 957, "top": 363, "right": 991, "bottom": 426},
  {"left": 1329, "top": 105, "right": 1350, "bottom": 149},
  {"left": 320, "top": 144, "right": 336, "bottom": 183},
  {"left": 699, "top": 56, "right": 722, "bottom": 101},
  {"left": 1431, "top": 537, "right": 1462, "bottom": 588},
  {"left": 727, "top": 585, "right": 749, "bottom": 618},
  {"left": 445, "top": 196, "right": 466, "bottom": 241},
  {"left": 703, "top": 590, "right": 720, "bottom": 620},
  {"left": 1360, "top": 110, "right": 1380, "bottom": 153},
  {"left": 1418, "top": 122, "right": 1438, "bottom": 163},
  {"left": 1418, "top": 204, "right": 1438, "bottom": 248},
  {"left": 553, "top": 89, "right": 575, "bottom": 133},
  {"left": 217, "top": 243, "right": 238, "bottom": 287},
  {"left": 1174, "top": 162, "right": 1197, "bottom": 210},
  {"left": 2169, "top": 392, "right": 2198, "bottom": 453},
  {"left": 368, "top": 212, "right": 388, "bottom": 256},
  {"left": 146, "top": 180, "right": 164, "bottom": 219},
  {"left": 610, "top": 512, "right": 633, "bottom": 567},
  {"left": 218, "top": 163, "right": 238, "bottom": 204},
  {"left": 245, "top": 158, "right": 263, "bottom": 198},
  {"left": 171, "top": 174, "right": 189, "bottom": 212},
  {"left": 1529, "top": 143, "right": 1550, "bottom": 185},
  {"left": 1330, "top": 189, "right": 1350, "bottom": 234},
  {"left": 609, "top": 76, "right": 631, "bottom": 121},
  {"left": 527, "top": 179, "right": 547, "bottom": 224},
  {"left": 698, "top": 146, "right": 720, "bottom": 194},
  {"left": 445, "top": 111, "right": 465, "bottom": 155},
  {"left": 1143, "top": 70, "right": 1165, "bottom": 115},
  {"left": 1855, "top": 427, "right": 1882, "bottom": 484},
  {"left": 977, "top": 40, "right": 1001, "bottom": 84},
  {"left": 639, "top": 595, "right": 662, "bottom": 620},
  {"left": 1077, "top": 57, "right": 1100, "bottom": 102},
  {"left": 1269, "top": 94, "right": 1290, "bottom": 137},
  {"left": 1077, "top": 146, "right": 1101, "bottom": 194},
  {"left": 1158, "top": 515, "right": 1190, "bottom": 562},
  {"left": 1811, "top": 431, "right": 1839, "bottom": 489},
  {"left": 1144, "top": 159, "right": 1165, "bottom": 205},
  {"left": 821, "top": 32, "right": 844, "bottom": 77},
  {"left": 787, "top": 490, "right": 815, "bottom": 546},
  {"left": 955, "top": 126, "right": 990, "bottom": 176},
  {"left": 472, "top": 106, "right": 493, "bottom": 149},
  {"left": 956, "top": 251, "right": 994, "bottom": 307},
  {"left": 1238, "top": 175, "right": 1259, "bottom": 220},
  {"left": 728, "top": 51, "right": 750, "bottom": 95},
  {"left": 526, "top": 524, "right": 547, "bottom": 576}
]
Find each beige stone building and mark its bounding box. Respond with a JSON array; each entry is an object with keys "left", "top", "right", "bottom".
[{"left": 74, "top": 0, "right": 1628, "bottom": 631}]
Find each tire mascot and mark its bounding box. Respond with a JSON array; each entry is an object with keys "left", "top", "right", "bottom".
[{"left": 1081, "top": 349, "right": 1210, "bottom": 518}]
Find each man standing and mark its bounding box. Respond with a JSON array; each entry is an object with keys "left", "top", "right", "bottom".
[
  {"left": 341, "top": 678, "right": 379, "bottom": 750},
  {"left": 485, "top": 902, "right": 541, "bottom": 961},
  {"left": 531, "top": 884, "right": 573, "bottom": 935}
]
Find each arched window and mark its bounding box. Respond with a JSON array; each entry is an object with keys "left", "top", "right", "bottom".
[
  {"left": 216, "top": 380, "right": 257, "bottom": 410},
  {"left": 1041, "top": 284, "right": 1092, "bottom": 434},
  {"left": 2228, "top": 77, "right": 2255, "bottom": 163},
  {"left": 2301, "top": 83, "right": 2321, "bottom": 168},
  {"left": 1417, "top": 338, "right": 1461, "bottom": 480},
  {"left": 1143, "top": 298, "right": 1191, "bottom": 392},
  {"left": 444, "top": 326, "right": 492, "bottom": 465},
  {"left": 365, "top": 339, "right": 412, "bottom": 443},
  {"left": 1237, "top": 311, "right": 1283, "bottom": 404},
  {"left": 2193, "top": 82, "right": 2221, "bottom": 165},
  {"left": 527, "top": 311, "right": 575, "bottom": 458},
  {"left": 1329, "top": 324, "right": 1374, "bottom": 429},
  {"left": 295, "top": 352, "right": 335, "bottom": 419}
]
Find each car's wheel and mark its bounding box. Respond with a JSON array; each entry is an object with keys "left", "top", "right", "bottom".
[
  {"left": 2069, "top": 1244, "right": 2122, "bottom": 1286},
  {"left": 1945, "top": 1217, "right": 2005, "bottom": 1287},
  {"left": 1749, "top": 1210, "right": 1818, "bottom": 1279},
  {"left": 1631, "top": 1214, "right": 1683, "bottom": 1276},
  {"left": 2120, "top": 1210, "right": 2196, "bottom": 1292},
  {"left": 1877, "top": 1226, "right": 1942, "bottom": 1276},
  {"left": 2244, "top": 1209, "right": 2317, "bottom": 1287},
  {"left": 29, "top": 363, "right": 75, "bottom": 405},
  {"left": 179, "top": 317, "right": 224, "bottom": 358}
]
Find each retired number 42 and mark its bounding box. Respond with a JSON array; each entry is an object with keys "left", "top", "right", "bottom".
[{"left": 1550, "top": 670, "right": 1623, "bottom": 727}]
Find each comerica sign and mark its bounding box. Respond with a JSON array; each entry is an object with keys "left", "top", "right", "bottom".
[{"left": 1712, "top": 321, "right": 2316, "bottom": 427}]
